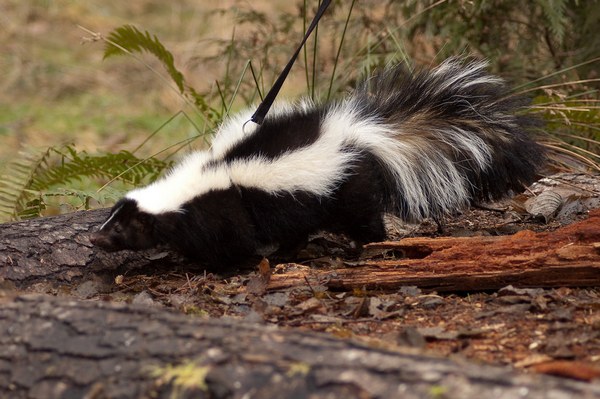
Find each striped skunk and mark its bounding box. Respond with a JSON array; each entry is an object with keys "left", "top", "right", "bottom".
[{"left": 90, "top": 58, "right": 545, "bottom": 266}]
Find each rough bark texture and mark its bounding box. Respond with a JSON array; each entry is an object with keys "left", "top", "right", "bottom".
[
  {"left": 1, "top": 294, "right": 598, "bottom": 399},
  {"left": 0, "top": 208, "right": 200, "bottom": 288},
  {"left": 1, "top": 201, "right": 599, "bottom": 398},
  {"left": 1, "top": 208, "right": 599, "bottom": 293},
  {"left": 268, "top": 209, "right": 600, "bottom": 292}
]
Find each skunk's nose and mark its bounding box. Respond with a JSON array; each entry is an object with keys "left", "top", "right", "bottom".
[{"left": 90, "top": 231, "right": 111, "bottom": 249}]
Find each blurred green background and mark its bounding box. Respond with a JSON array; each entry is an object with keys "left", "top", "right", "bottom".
[
  {"left": 0, "top": 0, "right": 598, "bottom": 219},
  {"left": 1, "top": 0, "right": 231, "bottom": 162}
]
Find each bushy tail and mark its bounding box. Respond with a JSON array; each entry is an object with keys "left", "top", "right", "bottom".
[{"left": 348, "top": 58, "right": 545, "bottom": 221}]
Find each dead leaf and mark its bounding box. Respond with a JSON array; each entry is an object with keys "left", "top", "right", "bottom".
[
  {"left": 246, "top": 258, "right": 271, "bottom": 296},
  {"left": 417, "top": 327, "right": 459, "bottom": 340},
  {"left": 514, "top": 354, "right": 553, "bottom": 368},
  {"left": 295, "top": 297, "right": 325, "bottom": 314},
  {"left": 546, "top": 308, "right": 573, "bottom": 322},
  {"left": 399, "top": 286, "right": 422, "bottom": 297},
  {"left": 497, "top": 295, "right": 531, "bottom": 305},
  {"left": 258, "top": 257, "right": 271, "bottom": 277},
  {"left": 417, "top": 326, "right": 484, "bottom": 341},
  {"left": 132, "top": 291, "right": 159, "bottom": 307},
  {"left": 263, "top": 292, "right": 290, "bottom": 308},
  {"left": 385, "top": 327, "right": 426, "bottom": 349},
  {"left": 498, "top": 285, "right": 544, "bottom": 297},
  {"left": 367, "top": 297, "right": 388, "bottom": 319},
  {"left": 416, "top": 295, "right": 444, "bottom": 309},
  {"left": 351, "top": 297, "right": 370, "bottom": 319},
  {"left": 525, "top": 190, "right": 563, "bottom": 222}
]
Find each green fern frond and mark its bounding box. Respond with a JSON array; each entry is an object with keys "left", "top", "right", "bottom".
[
  {"left": 0, "top": 147, "right": 55, "bottom": 221},
  {"left": 103, "top": 24, "right": 221, "bottom": 127},
  {"left": 0, "top": 145, "right": 170, "bottom": 222},
  {"left": 31, "top": 146, "right": 168, "bottom": 190},
  {"left": 187, "top": 86, "right": 223, "bottom": 123},
  {"left": 536, "top": 0, "right": 568, "bottom": 44},
  {"left": 104, "top": 24, "right": 185, "bottom": 93},
  {"left": 17, "top": 196, "right": 45, "bottom": 220},
  {"left": 42, "top": 187, "right": 124, "bottom": 213}
]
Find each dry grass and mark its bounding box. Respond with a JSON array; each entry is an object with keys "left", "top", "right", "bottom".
[
  {"left": 0, "top": 0, "right": 283, "bottom": 162},
  {"left": 0, "top": 0, "right": 597, "bottom": 216}
]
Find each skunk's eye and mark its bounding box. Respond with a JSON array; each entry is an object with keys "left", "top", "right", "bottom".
[{"left": 113, "top": 224, "right": 123, "bottom": 234}]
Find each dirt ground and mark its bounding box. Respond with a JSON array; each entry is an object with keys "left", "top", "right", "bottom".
[
  {"left": 10, "top": 174, "right": 594, "bottom": 383},
  {"left": 57, "top": 194, "right": 598, "bottom": 383}
]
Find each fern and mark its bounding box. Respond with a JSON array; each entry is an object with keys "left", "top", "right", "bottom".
[
  {"left": 31, "top": 146, "right": 167, "bottom": 189},
  {"left": 104, "top": 24, "right": 185, "bottom": 93},
  {"left": 0, "top": 145, "right": 170, "bottom": 222},
  {"left": 103, "top": 24, "right": 221, "bottom": 126},
  {"left": 42, "top": 187, "right": 125, "bottom": 215},
  {"left": 537, "top": 0, "right": 568, "bottom": 44},
  {"left": 0, "top": 147, "right": 56, "bottom": 221}
]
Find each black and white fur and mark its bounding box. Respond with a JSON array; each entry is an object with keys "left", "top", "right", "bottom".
[{"left": 91, "top": 58, "right": 544, "bottom": 266}]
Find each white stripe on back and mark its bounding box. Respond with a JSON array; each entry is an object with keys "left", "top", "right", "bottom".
[{"left": 128, "top": 59, "right": 496, "bottom": 218}]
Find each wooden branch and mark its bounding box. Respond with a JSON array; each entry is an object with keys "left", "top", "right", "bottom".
[
  {"left": 268, "top": 209, "right": 600, "bottom": 292},
  {"left": 0, "top": 294, "right": 598, "bottom": 399}
]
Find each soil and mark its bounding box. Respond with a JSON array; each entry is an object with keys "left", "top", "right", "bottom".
[
  {"left": 54, "top": 206, "right": 599, "bottom": 382},
  {"left": 8, "top": 173, "right": 600, "bottom": 382}
]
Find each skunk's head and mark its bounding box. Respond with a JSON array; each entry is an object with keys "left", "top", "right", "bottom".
[{"left": 90, "top": 198, "right": 158, "bottom": 252}]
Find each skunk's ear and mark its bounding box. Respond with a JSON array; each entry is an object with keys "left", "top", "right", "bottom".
[
  {"left": 135, "top": 211, "right": 156, "bottom": 236},
  {"left": 137, "top": 211, "right": 153, "bottom": 225},
  {"left": 116, "top": 198, "right": 140, "bottom": 218}
]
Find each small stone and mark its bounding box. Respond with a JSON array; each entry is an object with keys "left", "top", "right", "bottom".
[{"left": 132, "top": 291, "right": 158, "bottom": 307}]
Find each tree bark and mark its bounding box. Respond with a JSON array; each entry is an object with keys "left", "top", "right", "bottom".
[
  {"left": 1, "top": 194, "right": 599, "bottom": 398},
  {"left": 1, "top": 294, "right": 598, "bottom": 399},
  {"left": 268, "top": 209, "right": 600, "bottom": 292},
  {"left": 0, "top": 208, "right": 201, "bottom": 288},
  {"left": 1, "top": 209, "right": 599, "bottom": 293}
]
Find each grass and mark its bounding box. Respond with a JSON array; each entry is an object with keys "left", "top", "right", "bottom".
[
  {"left": 0, "top": 0, "right": 598, "bottom": 221},
  {"left": 0, "top": 0, "right": 241, "bottom": 219},
  {"left": 0, "top": 1, "right": 235, "bottom": 157}
]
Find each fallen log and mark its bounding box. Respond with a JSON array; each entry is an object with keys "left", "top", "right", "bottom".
[
  {"left": 0, "top": 208, "right": 201, "bottom": 288},
  {"left": 268, "top": 209, "right": 600, "bottom": 292},
  {"left": 0, "top": 294, "right": 598, "bottom": 399},
  {"left": 1, "top": 208, "right": 599, "bottom": 293}
]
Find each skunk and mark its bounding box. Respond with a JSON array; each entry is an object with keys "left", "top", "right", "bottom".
[{"left": 90, "top": 58, "right": 545, "bottom": 266}]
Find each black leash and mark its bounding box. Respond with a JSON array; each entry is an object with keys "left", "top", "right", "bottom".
[{"left": 250, "top": 0, "right": 332, "bottom": 125}]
